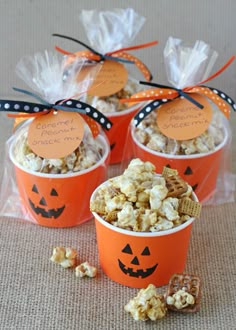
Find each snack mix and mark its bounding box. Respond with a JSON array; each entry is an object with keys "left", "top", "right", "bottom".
[
  {"left": 133, "top": 109, "right": 225, "bottom": 155},
  {"left": 124, "top": 284, "right": 167, "bottom": 321},
  {"left": 90, "top": 158, "right": 201, "bottom": 232},
  {"left": 50, "top": 246, "right": 77, "bottom": 268},
  {"left": 125, "top": 274, "right": 201, "bottom": 321},
  {"left": 165, "top": 273, "right": 201, "bottom": 313},
  {"left": 90, "top": 79, "right": 140, "bottom": 113},
  {"left": 14, "top": 125, "right": 104, "bottom": 174},
  {"left": 75, "top": 261, "right": 97, "bottom": 278}
]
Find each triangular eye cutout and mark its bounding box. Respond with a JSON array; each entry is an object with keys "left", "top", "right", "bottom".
[
  {"left": 50, "top": 188, "right": 58, "bottom": 196},
  {"left": 122, "top": 244, "right": 133, "bottom": 254},
  {"left": 32, "top": 184, "right": 39, "bottom": 193},
  {"left": 184, "top": 166, "right": 193, "bottom": 175},
  {"left": 39, "top": 197, "right": 47, "bottom": 206},
  {"left": 141, "top": 246, "right": 150, "bottom": 256}
]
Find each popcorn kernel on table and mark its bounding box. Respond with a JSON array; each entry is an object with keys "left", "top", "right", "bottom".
[
  {"left": 50, "top": 246, "right": 77, "bottom": 268},
  {"left": 124, "top": 284, "right": 167, "bottom": 321},
  {"left": 75, "top": 261, "right": 97, "bottom": 278}
]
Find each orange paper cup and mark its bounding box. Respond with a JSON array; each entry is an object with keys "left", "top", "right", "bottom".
[
  {"left": 131, "top": 126, "right": 228, "bottom": 202},
  {"left": 91, "top": 181, "right": 197, "bottom": 288},
  {"left": 104, "top": 104, "right": 141, "bottom": 164},
  {"left": 10, "top": 135, "right": 110, "bottom": 228}
]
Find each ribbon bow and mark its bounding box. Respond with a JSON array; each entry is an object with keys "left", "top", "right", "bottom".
[
  {"left": 52, "top": 33, "right": 158, "bottom": 81},
  {"left": 0, "top": 87, "right": 113, "bottom": 134},
  {"left": 120, "top": 56, "right": 236, "bottom": 126}
]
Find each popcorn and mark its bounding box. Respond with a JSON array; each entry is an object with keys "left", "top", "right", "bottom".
[
  {"left": 75, "top": 261, "right": 97, "bottom": 278},
  {"left": 134, "top": 110, "right": 225, "bottom": 155},
  {"left": 150, "top": 216, "right": 174, "bottom": 232},
  {"left": 138, "top": 209, "right": 157, "bottom": 231},
  {"left": 166, "top": 288, "right": 195, "bottom": 310},
  {"left": 116, "top": 202, "right": 138, "bottom": 231},
  {"left": 149, "top": 184, "right": 168, "bottom": 210},
  {"left": 124, "top": 284, "right": 167, "bottom": 321},
  {"left": 50, "top": 246, "right": 77, "bottom": 268},
  {"left": 90, "top": 159, "right": 201, "bottom": 232},
  {"left": 14, "top": 126, "right": 104, "bottom": 174},
  {"left": 158, "top": 197, "right": 180, "bottom": 222}
]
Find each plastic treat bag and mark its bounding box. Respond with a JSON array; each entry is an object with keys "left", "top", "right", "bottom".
[
  {"left": 79, "top": 8, "right": 146, "bottom": 55},
  {"left": 122, "top": 37, "right": 236, "bottom": 204},
  {"left": 0, "top": 50, "right": 112, "bottom": 227},
  {"left": 54, "top": 8, "right": 157, "bottom": 83},
  {"left": 53, "top": 8, "right": 158, "bottom": 164}
]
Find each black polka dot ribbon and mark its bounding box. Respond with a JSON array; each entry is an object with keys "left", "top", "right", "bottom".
[
  {"left": 0, "top": 88, "right": 113, "bottom": 131},
  {"left": 204, "top": 86, "right": 236, "bottom": 111},
  {"left": 134, "top": 98, "right": 173, "bottom": 126},
  {"left": 58, "top": 99, "right": 112, "bottom": 130},
  {"left": 134, "top": 83, "right": 236, "bottom": 127}
]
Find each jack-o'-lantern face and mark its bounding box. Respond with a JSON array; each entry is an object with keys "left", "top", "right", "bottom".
[
  {"left": 118, "top": 243, "right": 158, "bottom": 278},
  {"left": 28, "top": 184, "right": 65, "bottom": 219},
  {"left": 165, "top": 164, "right": 198, "bottom": 191}
]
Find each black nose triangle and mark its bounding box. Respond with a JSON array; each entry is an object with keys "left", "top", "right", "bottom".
[
  {"left": 39, "top": 197, "right": 47, "bottom": 206},
  {"left": 131, "top": 256, "right": 139, "bottom": 265}
]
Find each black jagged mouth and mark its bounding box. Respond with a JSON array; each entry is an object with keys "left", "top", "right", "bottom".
[
  {"left": 29, "top": 199, "right": 65, "bottom": 219},
  {"left": 118, "top": 259, "right": 158, "bottom": 278}
]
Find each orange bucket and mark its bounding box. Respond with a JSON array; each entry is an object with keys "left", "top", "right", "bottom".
[
  {"left": 10, "top": 135, "right": 110, "bottom": 228},
  {"left": 104, "top": 104, "right": 141, "bottom": 164},
  {"left": 91, "top": 183, "right": 197, "bottom": 288},
  {"left": 131, "top": 126, "right": 228, "bottom": 202}
]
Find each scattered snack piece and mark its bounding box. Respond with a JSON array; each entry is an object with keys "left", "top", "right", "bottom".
[
  {"left": 165, "top": 273, "right": 201, "bottom": 313},
  {"left": 90, "top": 158, "right": 201, "bottom": 232},
  {"left": 166, "top": 288, "right": 195, "bottom": 310},
  {"left": 50, "top": 246, "right": 77, "bottom": 268},
  {"left": 124, "top": 284, "right": 167, "bottom": 321},
  {"left": 75, "top": 261, "right": 97, "bottom": 278}
]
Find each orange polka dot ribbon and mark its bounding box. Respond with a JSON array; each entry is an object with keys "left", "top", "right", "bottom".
[
  {"left": 121, "top": 56, "right": 236, "bottom": 126},
  {"left": 53, "top": 33, "right": 157, "bottom": 81},
  {"left": 1, "top": 87, "right": 112, "bottom": 137}
]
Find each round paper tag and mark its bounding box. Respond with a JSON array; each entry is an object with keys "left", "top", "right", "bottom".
[
  {"left": 28, "top": 111, "right": 85, "bottom": 159},
  {"left": 77, "top": 60, "right": 128, "bottom": 97},
  {"left": 157, "top": 94, "right": 212, "bottom": 140}
]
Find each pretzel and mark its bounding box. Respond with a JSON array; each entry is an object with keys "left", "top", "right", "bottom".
[
  {"left": 178, "top": 198, "right": 202, "bottom": 218},
  {"left": 162, "top": 166, "right": 178, "bottom": 178},
  {"left": 165, "top": 273, "right": 201, "bottom": 313},
  {"left": 165, "top": 175, "right": 188, "bottom": 197}
]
